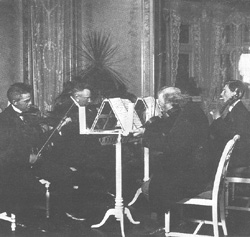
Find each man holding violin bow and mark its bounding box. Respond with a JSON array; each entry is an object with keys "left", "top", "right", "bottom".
[
  {"left": 0, "top": 83, "right": 49, "bottom": 219},
  {"left": 0, "top": 82, "right": 88, "bottom": 225}
]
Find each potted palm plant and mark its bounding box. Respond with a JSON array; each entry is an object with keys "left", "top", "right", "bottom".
[{"left": 74, "top": 31, "right": 136, "bottom": 103}]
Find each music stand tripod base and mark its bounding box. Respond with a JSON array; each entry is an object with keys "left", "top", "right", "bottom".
[{"left": 91, "top": 133, "right": 140, "bottom": 237}]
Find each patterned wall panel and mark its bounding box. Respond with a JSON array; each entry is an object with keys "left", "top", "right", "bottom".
[
  {"left": 22, "top": 0, "right": 81, "bottom": 112},
  {"left": 0, "top": 1, "right": 22, "bottom": 110}
]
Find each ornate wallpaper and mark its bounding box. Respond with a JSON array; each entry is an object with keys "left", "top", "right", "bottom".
[{"left": 22, "top": 0, "right": 81, "bottom": 112}]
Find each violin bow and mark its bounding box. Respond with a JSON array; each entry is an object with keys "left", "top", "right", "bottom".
[{"left": 35, "top": 102, "right": 75, "bottom": 158}]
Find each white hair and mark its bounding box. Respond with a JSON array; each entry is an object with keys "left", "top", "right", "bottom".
[{"left": 158, "top": 86, "right": 191, "bottom": 107}]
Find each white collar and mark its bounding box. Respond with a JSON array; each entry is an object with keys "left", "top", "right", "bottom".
[
  {"left": 11, "top": 104, "right": 22, "bottom": 114},
  {"left": 228, "top": 99, "right": 240, "bottom": 112}
]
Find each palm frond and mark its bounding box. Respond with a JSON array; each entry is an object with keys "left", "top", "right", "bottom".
[{"left": 74, "top": 31, "right": 129, "bottom": 99}]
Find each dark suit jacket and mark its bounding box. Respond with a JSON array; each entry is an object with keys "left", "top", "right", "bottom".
[
  {"left": 0, "top": 105, "right": 46, "bottom": 207},
  {"left": 48, "top": 102, "right": 105, "bottom": 169},
  {"left": 0, "top": 105, "right": 43, "bottom": 169},
  {"left": 210, "top": 101, "right": 250, "bottom": 168},
  {"left": 145, "top": 101, "right": 211, "bottom": 212}
]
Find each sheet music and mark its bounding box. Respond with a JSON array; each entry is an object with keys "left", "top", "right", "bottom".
[
  {"left": 135, "top": 97, "right": 162, "bottom": 123},
  {"left": 143, "top": 96, "right": 161, "bottom": 118},
  {"left": 119, "top": 99, "right": 142, "bottom": 129},
  {"left": 90, "top": 98, "right": 142, "bottom": 133},
  {"left": 109, "top": 98, "right": 129, "bottom": 130}
]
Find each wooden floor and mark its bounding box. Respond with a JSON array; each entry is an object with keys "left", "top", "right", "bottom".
[{"left": 0, "top": 192, "right": 250, "bottom": 237}]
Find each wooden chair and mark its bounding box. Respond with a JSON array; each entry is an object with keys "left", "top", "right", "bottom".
[
  {"left": 0, "top": 212, "right": 16, "bottom": 231},
  {"left": 225, "top": 166, "right": 250, "bottom": 214},
  {"left": 38, "top": 179, "right": 51, "bottom": 219},
  {"left": 0, "top": 178, "right": 50, "bottom": 231},
  {"left": 165, "top": 134, "right": 240, "bottom": 237}
]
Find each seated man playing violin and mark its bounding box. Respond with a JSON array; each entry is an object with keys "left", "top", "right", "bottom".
[
  {"left": 0, "top": 83, "right": 49, "bottom": 212},
  {"left": 0, "top": 83, "right": 79, "bottom": 219},
  {"left": 47, "top": 80, "right": 103, "bottom": 170},
  {"left": 210, "top": 80, "right": 250, "bottom": 170},
  {"left": 133, "top": 87, "right": 212, "bottom": 223},
  {"left": 46, "top": 80, "right": 114, "bottom": 194}
]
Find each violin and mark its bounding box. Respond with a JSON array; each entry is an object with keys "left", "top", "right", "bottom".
[
  {"left": 22, "top": 105, "right": 44, "bottom": 124},
  {"left": 143, "top": 106, "right": 181, "bottom": 129},
  {"left": 48, "top": 102, "right": 99, "bottom": 128},
  {"left": 166, "top": 106, "right": 181, "bottom": 117},
  {"left": 143, "top": 116, "right": 161, "bottom": 128},
  {"left": 210, "top": 94, "right": 239, "bottom": 120},
  {"left": 23, "top": 105, "right": 41, "bottom": 116},
  {"left": 221, "top": 95, "right": 238, "bottom": 115},
  {"left": 30, "top": 102, "right": 75, "bottom": 165},
  {"left": 220, "top": 95, "right": 238, "bottom": 115}
]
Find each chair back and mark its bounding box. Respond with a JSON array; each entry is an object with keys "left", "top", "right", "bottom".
[{"left": 212, "top": 135, "right": 240, "bottom": 200}]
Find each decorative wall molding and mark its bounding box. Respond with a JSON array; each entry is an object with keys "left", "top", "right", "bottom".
[
  {"left": 170, "top": 10, "right": 181, "bottom": 85},
  {"left": 191, "top": 19, "right": 202, "bottom": 84},
  {"left": 141, "top": 0, "right": 154, "bottom": 96},
  {"left": 225, "top": 11, "right": 250, "bottom": 26}
]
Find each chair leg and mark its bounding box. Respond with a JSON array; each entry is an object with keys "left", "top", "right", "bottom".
[
  {"left": 45, "top": 182, "right": 50, "bottom": 218},
  {"left": 212, "top": 202, "right": 219, "bottom": 237},
  {"left": 231, "top": 183, "right": 235, "bottom": 201},
  {"left": 165, "top": 211, "right": 170, "bottom": 234},
  {"left": 11, "top": 213, "right": 16, "bottom": 231},
  {"left": 39, "top": 179, "right": 51, "bottom": 218},
  {"left": 225, "top": 180, "right": 229, "bottom": 217},
  {"left": 0, "top": 212, "right": 16, "bottom": 231},
  {"left": 219, "top": 191, "right": 228, "bottom": 236}
]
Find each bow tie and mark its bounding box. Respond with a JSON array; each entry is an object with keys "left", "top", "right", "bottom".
[{"left": 16, "top": 112, "right": 26, "bottom": 120}]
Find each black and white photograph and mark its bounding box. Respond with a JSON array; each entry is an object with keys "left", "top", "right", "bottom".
[{"left": 0, "top": 0, "right": 250, "bottom": 236}]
